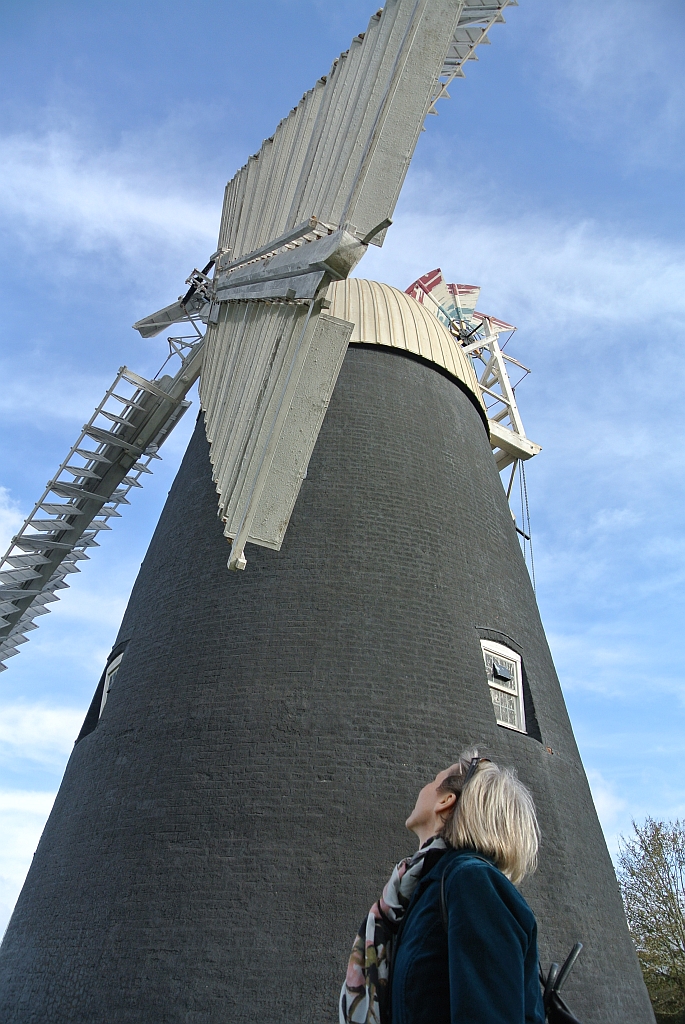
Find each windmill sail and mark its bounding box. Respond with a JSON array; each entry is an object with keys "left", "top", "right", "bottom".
[
  {"left": 0, "top": 346, "right": 204, "bottom": 672},
  {"left": 197, "top": 0, "right": 518, "bottom": 569}
]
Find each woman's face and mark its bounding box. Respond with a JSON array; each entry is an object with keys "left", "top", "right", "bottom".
[{"left": 405, "top": 764, "right": 461, "bottom": 839}]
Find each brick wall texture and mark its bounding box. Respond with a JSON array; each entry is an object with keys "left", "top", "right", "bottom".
[{"left": 0, "top": 346, "right": 654, "bottom": 1023}]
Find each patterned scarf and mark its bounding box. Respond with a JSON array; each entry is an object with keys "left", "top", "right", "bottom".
[{"left": 339, "top": 836, "right": 448, "bottom": 1024}]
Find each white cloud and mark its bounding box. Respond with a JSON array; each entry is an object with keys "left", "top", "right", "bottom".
[
  {"left": 364, "top": 191, "right": 685, "bottom": 336},
  {"left": 587, "top": 770, "right": 630, "bottom": 858},
  {"left": 546, "top": 631, "right": 647, "bottom": 698},
  {"left": 543, "top": 0, "right": 685, "bottom": 168},
  {"left": 47, "top": 585, "right": 129, "bottom": 631},
  {"left": 0, "top": 129, "right": 218, "bottom": 265},
  {"left": 590, "top": 507, "right": 640, "bottom": 533},
  {"left": 551, "top": 0, "right": 658, "bottom": 96},
  {"left": 0, "top": 367, "right": 113, "bottom": 423},
  {"left": 588, "top": 770, "right": 627, "bottom": 827},
  {"left": 0, "top": 487, "right": 25, "bottom": 554},
  {"left": 17, "top": 627, "right": 116, "bottom": 682},
  {"left": 0, "top": 789, "right": 56, "bottom": 815},
  {"left": 0, "top": 789, "right": 56, "bottom": 937},
  {"left": 0, "top": 703, "right": 83, "bottom": 767}
]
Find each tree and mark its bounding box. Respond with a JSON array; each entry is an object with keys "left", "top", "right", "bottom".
[{"left": 618, "top": 819, "right": 685, "bottom": 1024}]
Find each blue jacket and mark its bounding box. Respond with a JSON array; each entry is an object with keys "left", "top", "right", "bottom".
[{"left": 390, "top": 847, "right": 545, "bottom": 1024}]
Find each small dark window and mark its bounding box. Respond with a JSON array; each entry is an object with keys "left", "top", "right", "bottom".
[{"left": 99, "top": 653, "right": 123, "bottom": 717}]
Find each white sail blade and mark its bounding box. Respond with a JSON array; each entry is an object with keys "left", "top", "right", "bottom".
[
  {"left": 203, "top": 303, "right": 353, "bottom": 564},
  {"left": 202, "top": 0, "right": 470, "bottom": 569},
  {"left": 216, "top": 0, "right": 459, "bottom": 260}
]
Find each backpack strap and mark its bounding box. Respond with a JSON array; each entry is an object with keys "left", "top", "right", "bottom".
[{"left": 440, "top": 868, "right": 448, "bottom": 932}]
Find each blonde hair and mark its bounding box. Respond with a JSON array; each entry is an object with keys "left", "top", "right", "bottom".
[{"left": 438, "top": 750, "right": 540, "bottom": 885}]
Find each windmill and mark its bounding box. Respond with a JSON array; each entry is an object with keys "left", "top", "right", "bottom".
[
  {"left": 0, "top": 0, "right": 529, "bottom": 660},
  {"left": 0, "top": 3, "right": 655, "bottom": 1023}
]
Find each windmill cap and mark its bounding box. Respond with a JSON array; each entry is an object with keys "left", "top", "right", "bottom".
[{"left": 327, "top": 278, "right": 485, "bottom": 413}]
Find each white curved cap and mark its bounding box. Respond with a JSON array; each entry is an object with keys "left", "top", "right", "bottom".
[{"left": 327, "top": 278, "right": 484, "bottom": 411}]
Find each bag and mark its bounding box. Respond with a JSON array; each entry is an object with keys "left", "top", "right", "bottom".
[
  {"left": 439, "top": 864, "right": 584, "bottom": 1024},
  {"left": 545, "top": 990, "right": 583, "bottom": 1024},
  {"left": 539, "top": 945, "right": 584, "bottom": 1024}
]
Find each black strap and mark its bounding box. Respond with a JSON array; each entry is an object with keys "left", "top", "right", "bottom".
[{"left": 440, "top": 866, "right": 449, "bottom": 932}]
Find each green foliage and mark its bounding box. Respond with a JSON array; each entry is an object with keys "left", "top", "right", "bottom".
[{"left": 618, "top": 819, "right": 685, "bottom": 1023}]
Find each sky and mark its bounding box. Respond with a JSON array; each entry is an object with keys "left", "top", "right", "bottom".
[{"left": 0, "top": 0, "right": 684, "bottom": 934}]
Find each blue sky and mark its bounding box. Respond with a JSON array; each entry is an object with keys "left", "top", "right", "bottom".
[{"left": 1, "top": 0, "right": 684, "bottom": 933}]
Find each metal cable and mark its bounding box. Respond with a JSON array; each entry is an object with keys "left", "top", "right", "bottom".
[{"left": 521, "top": 461, "right": 536, "bottom": 593}]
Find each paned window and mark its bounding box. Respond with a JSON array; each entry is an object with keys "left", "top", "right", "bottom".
[
  {"left": 99, "top": 654, "right": 123, "bottom": 717},
  {"left": 480, "top": 640, "right": 526, "bottom": 733}
]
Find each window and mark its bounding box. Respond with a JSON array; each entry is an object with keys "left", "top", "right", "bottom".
[
  {"left": 480, "top": 640, "right": 526, "bottom": 733},
  {"left": 99, "top": 654, "right": 123, "bottom": 717}
]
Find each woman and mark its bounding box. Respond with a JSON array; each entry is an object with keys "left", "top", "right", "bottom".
[{"left": 340, "top": 752, "right": 544, "bottom": 1024}]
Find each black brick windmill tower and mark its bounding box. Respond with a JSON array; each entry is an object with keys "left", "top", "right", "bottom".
[{"left": 0, "top": 3, "right": 654, "bottom": 1022}]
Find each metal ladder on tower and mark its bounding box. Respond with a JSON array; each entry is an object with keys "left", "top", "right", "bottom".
[{"left": 0, "top": 339, "right": 204, "bottom": 672}]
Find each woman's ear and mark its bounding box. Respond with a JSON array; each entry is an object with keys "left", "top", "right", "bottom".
[{"left": 434, "top": 790, "right": 457, "bottom": 818}]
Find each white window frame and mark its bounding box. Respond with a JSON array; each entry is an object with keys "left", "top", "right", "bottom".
[
  {"left": 99, "top": 654, "right": 123, "bottom": 718},
  {"left": 480, "top": 639, "right": 526, "bottom": 734}
]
